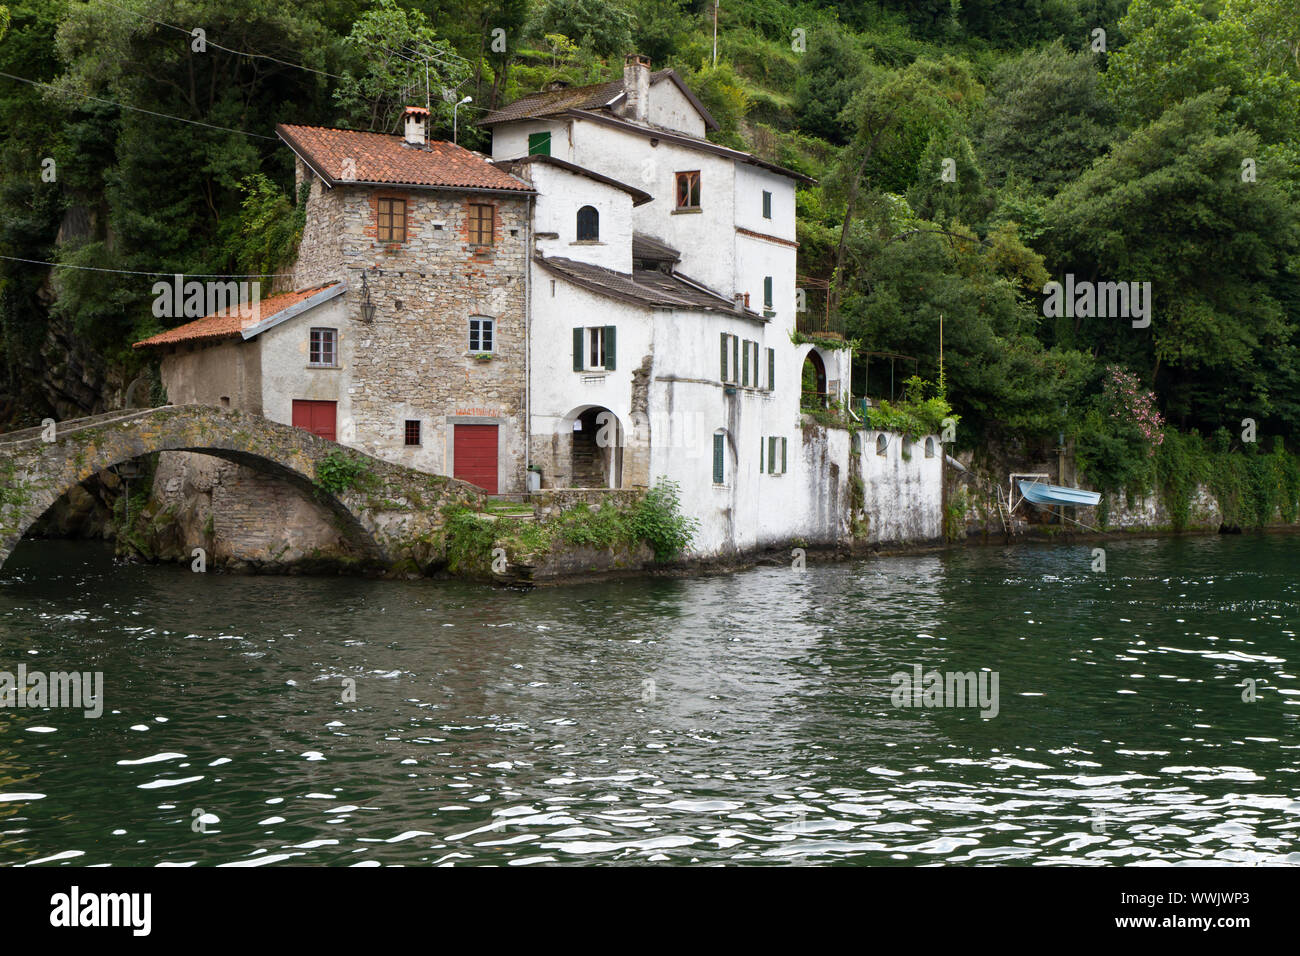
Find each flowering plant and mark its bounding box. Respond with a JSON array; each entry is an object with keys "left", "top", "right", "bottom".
[{"left": 1101, "top": 366, "right": 1164, "bottom": 451}]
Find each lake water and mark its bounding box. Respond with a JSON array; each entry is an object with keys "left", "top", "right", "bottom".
[{"left": 1, "top": 534, "right": 1298, "bottom": 866}]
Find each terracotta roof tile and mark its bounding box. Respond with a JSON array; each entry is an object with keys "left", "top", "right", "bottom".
[
  {"left": 276, "top": 124, "right": 532, "bottom": 192},
  {"left": 133, "top": 283, "right": 340, "bottom": 349}
]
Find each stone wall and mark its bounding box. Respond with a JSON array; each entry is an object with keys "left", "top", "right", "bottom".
[
  {"left": 143, "top": 451, "right": 361, "bottom": 571},
  {"left": 290, "top": 160, "right": 530, "bottom": 493},
  {"left": 530, "top": 487, "right": 643, "bottom": 519}
]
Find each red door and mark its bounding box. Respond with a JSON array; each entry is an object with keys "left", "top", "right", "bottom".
[
  {"left": 454, "top": 424, "right": 498, "bottom": 494},
  {"left": 291, "top": 400, "right": 337, "bottom": 441}
]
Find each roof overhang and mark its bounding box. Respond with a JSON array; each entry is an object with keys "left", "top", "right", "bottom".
[
  {"left": 241, "top": 282, "right": 347, "bottom": 341},
  {"left": 495, "top": 154, "right": 653, "bottom": 206},
  {"left": 560, "top": 110, "right": 816, "bottom": 184}
]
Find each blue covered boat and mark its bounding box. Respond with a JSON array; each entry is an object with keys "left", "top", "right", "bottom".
[{"left": 1017, "top": 479, "right": 1101, "bottom": 507}]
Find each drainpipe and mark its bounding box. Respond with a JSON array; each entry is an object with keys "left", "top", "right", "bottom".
[{"left": 524, "top": 193, "right": 533, "bottom": 493}]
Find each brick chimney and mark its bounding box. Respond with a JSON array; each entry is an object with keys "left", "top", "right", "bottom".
[
  {"left": 402, "top": 105, "right": 429, "bottom": 146},
  {"left": 622, "top": 54, "right": 651, "bottom": 125}
]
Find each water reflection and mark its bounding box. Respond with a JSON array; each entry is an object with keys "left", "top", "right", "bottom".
[{"left": 1, "top": 535, "right": 1297, "bottom": 866}]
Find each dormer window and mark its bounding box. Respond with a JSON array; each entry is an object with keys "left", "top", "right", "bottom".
[{"left": 576, "top": 205, "right": 599, "bottom": 241}]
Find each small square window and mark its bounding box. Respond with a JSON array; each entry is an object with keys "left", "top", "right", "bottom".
[
  {"left": 675, "top": 171, "right": 701, "bottom": 209},
  {"left": 468, "top": 203, "right": 494, "bottom": 246},
  {"left": 309, "top": 328, "right": 337, "bottom": 367},
  {"left": 377, "top": 198, "right": 406, "bottom": 242},
  {"left": 469, "top": 317, "right": 495, "bottom": 352},
  {"left": 404, "top": 420, "right": 421, "bottom": 446}
]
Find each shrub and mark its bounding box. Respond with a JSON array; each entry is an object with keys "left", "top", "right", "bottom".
[{"left": 629, "top": 478, "right": 698, "bottom": 561}]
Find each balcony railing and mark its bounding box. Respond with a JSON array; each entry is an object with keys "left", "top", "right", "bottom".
[
  {"left": 796, "top": 311, "right": 846, "bottom": 338},
  {"left": 795, "top": 274, "right": 845, "bottom": 338}
]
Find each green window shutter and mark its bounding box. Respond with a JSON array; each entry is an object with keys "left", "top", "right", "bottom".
[
  {"left": 604, "top": 325, "right": 616, "bottom": 370},
  {"left": 742, "top": 340, "right": 750, "bottom": 386},
  {"left": 732, "top": 336, "right": 739, "bottom": 384},
  {"left": 528, "top": 131, "right": 551, "bottom": 156},
  {"left": 573, "top": 327, "right": 584, "bottom": 371},
  {"left": 759, "top": 436, "right": 764, "bottom": 473},
  {"left": 767, "top": 348, "right": 775, "bottom": 391},
  {"left": 720, "top": 333, "right": 728, "bottom": 381},
  {"left": 781, "top": 437, "right": 787, "bottom": 474},
  {"left": 764, "top": 276, "right": 773, "bottom": 310},
  {"left": 762, "top": 190, "right": 772, "bottom": 219},
  {"left": 767, "top": 436, "right": 775, "bottom": 474},
  {"left": 712, "top": 434, "right": 725, "bottom": 484}
]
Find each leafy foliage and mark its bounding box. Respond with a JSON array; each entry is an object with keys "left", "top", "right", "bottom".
[
  {"left": 314, "top": 450, "right": 373, "bottom": 495},
  {"left": 629, "top": 478, "right": 698, "bottom": 560}
]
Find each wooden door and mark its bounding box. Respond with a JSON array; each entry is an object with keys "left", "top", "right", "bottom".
[
  {"left": 453, "top": 424, "right": 498, "bottom": 494},
  {"left": 291, "top": 400, "right": 337, "bottom": 441}
]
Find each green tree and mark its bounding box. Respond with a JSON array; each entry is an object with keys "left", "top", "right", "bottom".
[
  {"left": 1105, "top": 0, "right": 1300, "bottom": 146},
  {"left": 531, "top": 0, "right": 633, "bottom": 59},
  {"left": 333, "top": 0, "right": 469, "bottom": 134},
  {"left": 977, "top": 41, "right": 1116, "bottom": 194},
  {"left": 792, "top": 23, "right": 863, "bottom": 146},
  {"left": 840, "top": 213, "right": 1092, "bottom": 444},
  {"left": 830, "top": 55, "right": 984, "bottom": 307},
  {"left": 1042, "top": 91, "right": 1300, "bottom": 435}
]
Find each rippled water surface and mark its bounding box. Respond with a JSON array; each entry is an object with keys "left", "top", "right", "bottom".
[{"left": 1, "top": 534, "right": 1298, "bottom": 866}]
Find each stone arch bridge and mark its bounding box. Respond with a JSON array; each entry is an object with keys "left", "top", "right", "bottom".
[{"left": 0, "top": 404, "right": 486, "bottom": 572}]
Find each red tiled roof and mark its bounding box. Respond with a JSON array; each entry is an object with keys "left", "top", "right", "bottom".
[
  {"left": 133, "top": 283, "right": 340, "bottom": 349},
  {"left": 276, "top": 124, "right": 532, "bottom": 192}
]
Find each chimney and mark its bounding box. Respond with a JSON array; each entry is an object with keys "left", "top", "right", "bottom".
[
  {"left": 622, "top": 54, "right": 651, "bottom": 124},
  {"left": 402, "top": 106, "right": 429, "bottom": 146}
]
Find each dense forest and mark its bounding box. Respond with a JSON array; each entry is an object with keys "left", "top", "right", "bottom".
[{"left": 2, "top": 0, "right": 1299, "bottom": 514}]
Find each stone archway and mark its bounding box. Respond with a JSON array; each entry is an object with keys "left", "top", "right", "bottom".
[
  {"left": 801, "top": 349, "right": 828, "bottom": 410},
  {"left": 0, "top": 405, "right": 486, "bottom": 571},
  {"left": 557, "top": 405, "right": 624, "bottom": 489}
]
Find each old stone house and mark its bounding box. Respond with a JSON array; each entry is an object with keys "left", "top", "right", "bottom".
[{"left": 138, "top": 107, "right": 534, "bottom": 495}]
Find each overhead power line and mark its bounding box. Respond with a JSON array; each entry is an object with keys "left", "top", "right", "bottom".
[
  {"left": 0, "top": 254, "right": 292, "bottom": 278},
  {"left": 0, "top": 69, "right": 277, "bottom": 140},
  {"left": 96, "top": 0, "right": 348, "bottom": 82}
]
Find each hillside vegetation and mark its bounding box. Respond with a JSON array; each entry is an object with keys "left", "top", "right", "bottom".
[{"left": 2, "top": 0, "right": 1299, "bottom": 502}]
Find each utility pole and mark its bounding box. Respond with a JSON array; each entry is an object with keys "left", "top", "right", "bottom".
[
  {"left": 453, "top": 95, "right": 472, "bottom": 144},
  {"left": 938, "top": 313, "right": 944, "bottom": 393},
  {"left": 713, "top": 1, "right": 719, "bottom": 67}
]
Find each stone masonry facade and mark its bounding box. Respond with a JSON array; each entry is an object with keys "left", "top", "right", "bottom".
[{"left": 292, "top": 157, "right": 530, "bottom": 493}]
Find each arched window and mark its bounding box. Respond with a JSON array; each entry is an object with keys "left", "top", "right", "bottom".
[
  {"left": 876, "top": 433, "right": 888, "bottom": 457},
  {"left": 577, "top": 205, "right": 599, "bottom": 241},
  {"left": 925, "top": 437, "right": 935, "bottom": 458}
]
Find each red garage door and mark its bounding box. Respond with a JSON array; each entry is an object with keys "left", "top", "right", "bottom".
[
  {"left": 454, "top": 424, "right": 498, "bottom": 494},
  {"left": 291, "top": 400, "right": 337, "bottom": 441}
]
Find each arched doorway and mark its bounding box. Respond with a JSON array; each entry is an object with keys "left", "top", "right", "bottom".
[
  {"left": 568, "top": 406, "right": 622, "bottom": 488},
  {"left": 801, "top": 350, "right": 828, "bottom": 410}
]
